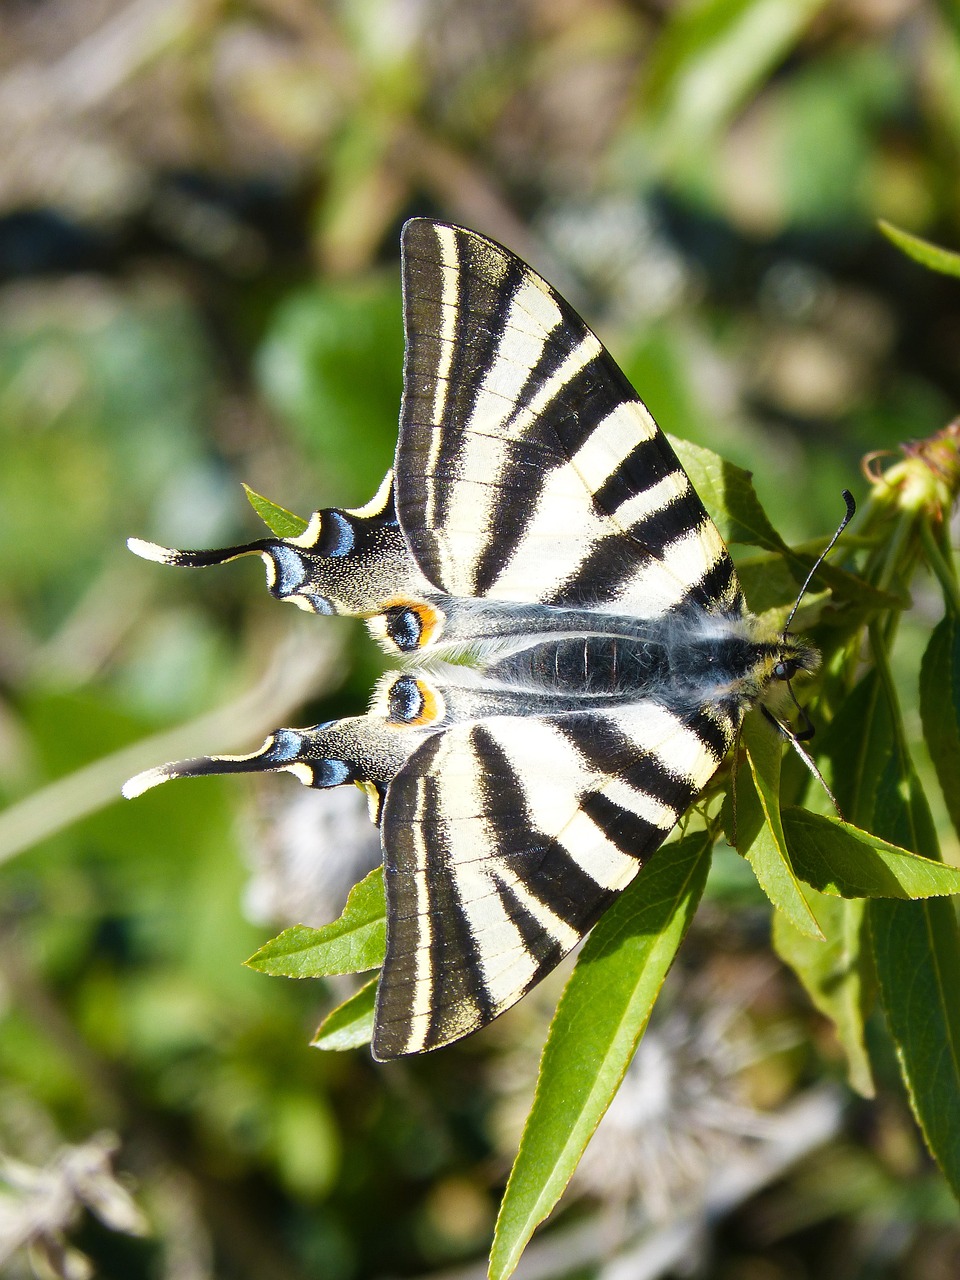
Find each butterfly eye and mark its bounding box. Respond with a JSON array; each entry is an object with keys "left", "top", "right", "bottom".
[{"left": 773, "top": 658, "right": 799, "bottom": 681}]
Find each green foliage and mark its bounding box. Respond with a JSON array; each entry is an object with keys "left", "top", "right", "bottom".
[
  {"left": 489, "top": 831, "right": 713, "bottom": 1280},
  {"left": 783, "top": 811, "right": 960, "bottom": 898},
  {"left": 773, "top": 894, "right": 875, "bottom": 1097},
  {"left": 737, "top": 713, "right": 823, "bottom": 938},
  {"left": 246, "top": 869, "right": 386, "bottom": 977},
  {"left": 669, "top": 437, "right": 790, "bottom": 555},
  {"left": 257, "top": 279, "right": 403, "bottom": 503},
  {"left": 879, "top": 220, "right": 960, "bottom": 278},
  {"left": 920, "top": 615, "right": 960, "bottom": 837},
  {"left": 313, "top": 979, "right": 378, "bottom": 1051},
  {"left": 243, "top": 484, "right": 309, "bottom": 537},
  {"left": 641, "top": 0, "right": 829, "bottom": 168}
]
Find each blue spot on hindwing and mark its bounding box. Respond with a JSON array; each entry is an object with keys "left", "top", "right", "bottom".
[
  {"left": 386, "top": 606, "right": 422, "bottom": 651},
  {"left": 269, "top": 545, "right": 307, "bottom": 597},
  {"left": 321, "top": 510, "right": 355, "bottom": 558},
  {"left": 315, "top": 758, "right": 352, "bottom": 788},
  {"left": 268, "top": 729, "right": 303, "bottom": 762},
  {"left": 305, "top": 594, "right": 335, "bottom": 614}
]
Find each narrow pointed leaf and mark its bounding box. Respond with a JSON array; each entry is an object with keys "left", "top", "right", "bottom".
[
  {"left": 738, "top": 714, "right": 823, "bottom": 938},
  {"left": 773, "top": 893, "right": 875, "bottom": 1097},
  {"left": 243, "top": 483, "right": 309, "bottom": 537},
  {"left": 783, "top": 809, "right": 960, "bottom": 899},
  {"left": 246, "top": 868, "right": 386, "bottom": 977},
  {"left": 312, "top": 979, "right": 377, "bottom": 1051},
  {"left": 826, "top": 667, "right": 960, "bottom": 1199},
  {"left": 879, "top": 220, "right": 960, "bottom": 278},
  {"left": 870, "top": 896, "right": 960, "bottom": 1197},
  {"left": 920, "top": 615, "right": 960, "bottom": 841},
  {"left": 824, "top": 670, "right": 941, "bottom": 857},
  {"left": 489, "top": 831, "right": 713, "bottom": 1280}
]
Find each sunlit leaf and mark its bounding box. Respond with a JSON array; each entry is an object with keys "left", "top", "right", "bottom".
[
  {"left": 736, "top": 713, "right": 823, "bottom": 938},
  {"left": 242, "top": 483, "right": 309, "bottom": 537},
  {"left": 879, "top": 220, "right": 960, "bottom": 278},
  {"left": 312, "top": 979, "right": 377, "bottom": 1051},
  {"left": 246, "top": 869, "right": 386, "bottom": 978},
  {"left": 784, "top": 809, "right": 960, "bottom": 898},
  {"left": 490, "top": 831, "right": 713, "bottom": 1280},
  {"left": 670, "top": 437, "right": 788, "bottom": 554}
]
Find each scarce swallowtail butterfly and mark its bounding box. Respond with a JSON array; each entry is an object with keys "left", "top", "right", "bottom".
[{"left": 125, "top": 219, "right": 840, "bottom": 1060}]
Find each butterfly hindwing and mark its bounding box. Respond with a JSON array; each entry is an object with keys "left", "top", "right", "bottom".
[
  {"left": 397, "top": 219, "right": 743, "bottom": 617},
  {"left": 373, "top": 702, "right": 735, "bottom": 1059}
]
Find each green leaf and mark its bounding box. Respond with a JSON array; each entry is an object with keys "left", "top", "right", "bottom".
[
  {"left": 783, "top": 809, "right": 960, "bottom": 899},
  {"left": 737, "top": 713, "right": 823, "bottom": 938},
  {"left": 825, "top": 669, "right": 941, "bottom": 859},
  {"left": 920, "top": 615, "right": 960, "bottom": 841},
  {"left": 826, "top": 666, "right": 960, "bottom": 1199},
  {"left": 879, "top": 220, "right": 960, "bottom": 278},
  {"left": 242, "top": 483, "right": 309, "bottom": 537},
  {"left": 312, "top": 979, "right": 377, "bottom": 1051},
  {"left": 669, "top": 437, "right": 789, "bottom": 554},
  {"left": 735, "top": 548, "right": 899, "bottom": 621},
  {"left": 245, "top": 868, "right": 386, "bottom": 978},
  {"left": 257, "top": 278, "right": 402, "bottom": 502},
  {"left": 773, "top": 893, "right": 875, "bottom": 1097},
  {"left": 489, "top": 831, "right": 713, "bottom": 1280},
  {"left": 643, "top": 0, "right": 828, "bottom": 165},
  {"left": 870, "top": 896, "right": 960, "bottom": 1198}
]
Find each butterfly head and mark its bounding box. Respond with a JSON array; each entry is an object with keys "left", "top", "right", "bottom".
[
  {"left": 769, "top": 635, "right": 820, "bottom": 686},
  {"left": 745, "top": 630, "right": 820, "bottom": 742}
]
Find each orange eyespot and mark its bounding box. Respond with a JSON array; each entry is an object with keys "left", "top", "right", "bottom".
[
  {"left": 379, "top": 599, "right": 443, "bottom": 652},
  {"left": 385, "top": 674, "right": 445, "bottom": 726}
]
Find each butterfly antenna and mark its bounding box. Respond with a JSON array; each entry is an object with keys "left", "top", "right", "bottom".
[
  {"left": 783, "top": 489, "right": 856, "bottom": 634},
  {"left": 761, "top": 706, "right": 843, "bottom": 819},
  {"left": 787, "top": 681, "right": 815, "bottom": 741}
]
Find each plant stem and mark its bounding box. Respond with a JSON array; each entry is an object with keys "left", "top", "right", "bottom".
[{"left": 919, "top": 518, "right": 960, "bottom": 618}]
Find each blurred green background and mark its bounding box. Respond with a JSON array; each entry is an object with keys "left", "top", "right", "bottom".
[{"left": 1, "top": 1, "right": 959, "bottom": 1277}]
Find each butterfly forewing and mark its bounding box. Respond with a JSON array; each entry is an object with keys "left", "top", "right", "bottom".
[{"left": 398, "top": 219, "right": 743, "bottom": 617}]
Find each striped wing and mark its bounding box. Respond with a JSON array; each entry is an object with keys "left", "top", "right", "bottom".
[
  {"left": 397, "top": 219, "right": 743, "bottom": 618},
  {"left": 372, "top": 702, "right": 733, "bottom": 1059}
]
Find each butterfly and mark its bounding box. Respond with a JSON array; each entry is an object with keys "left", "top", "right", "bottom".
[{"left": 125, "top": 219, "right": 829, "bottom": 1060}]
